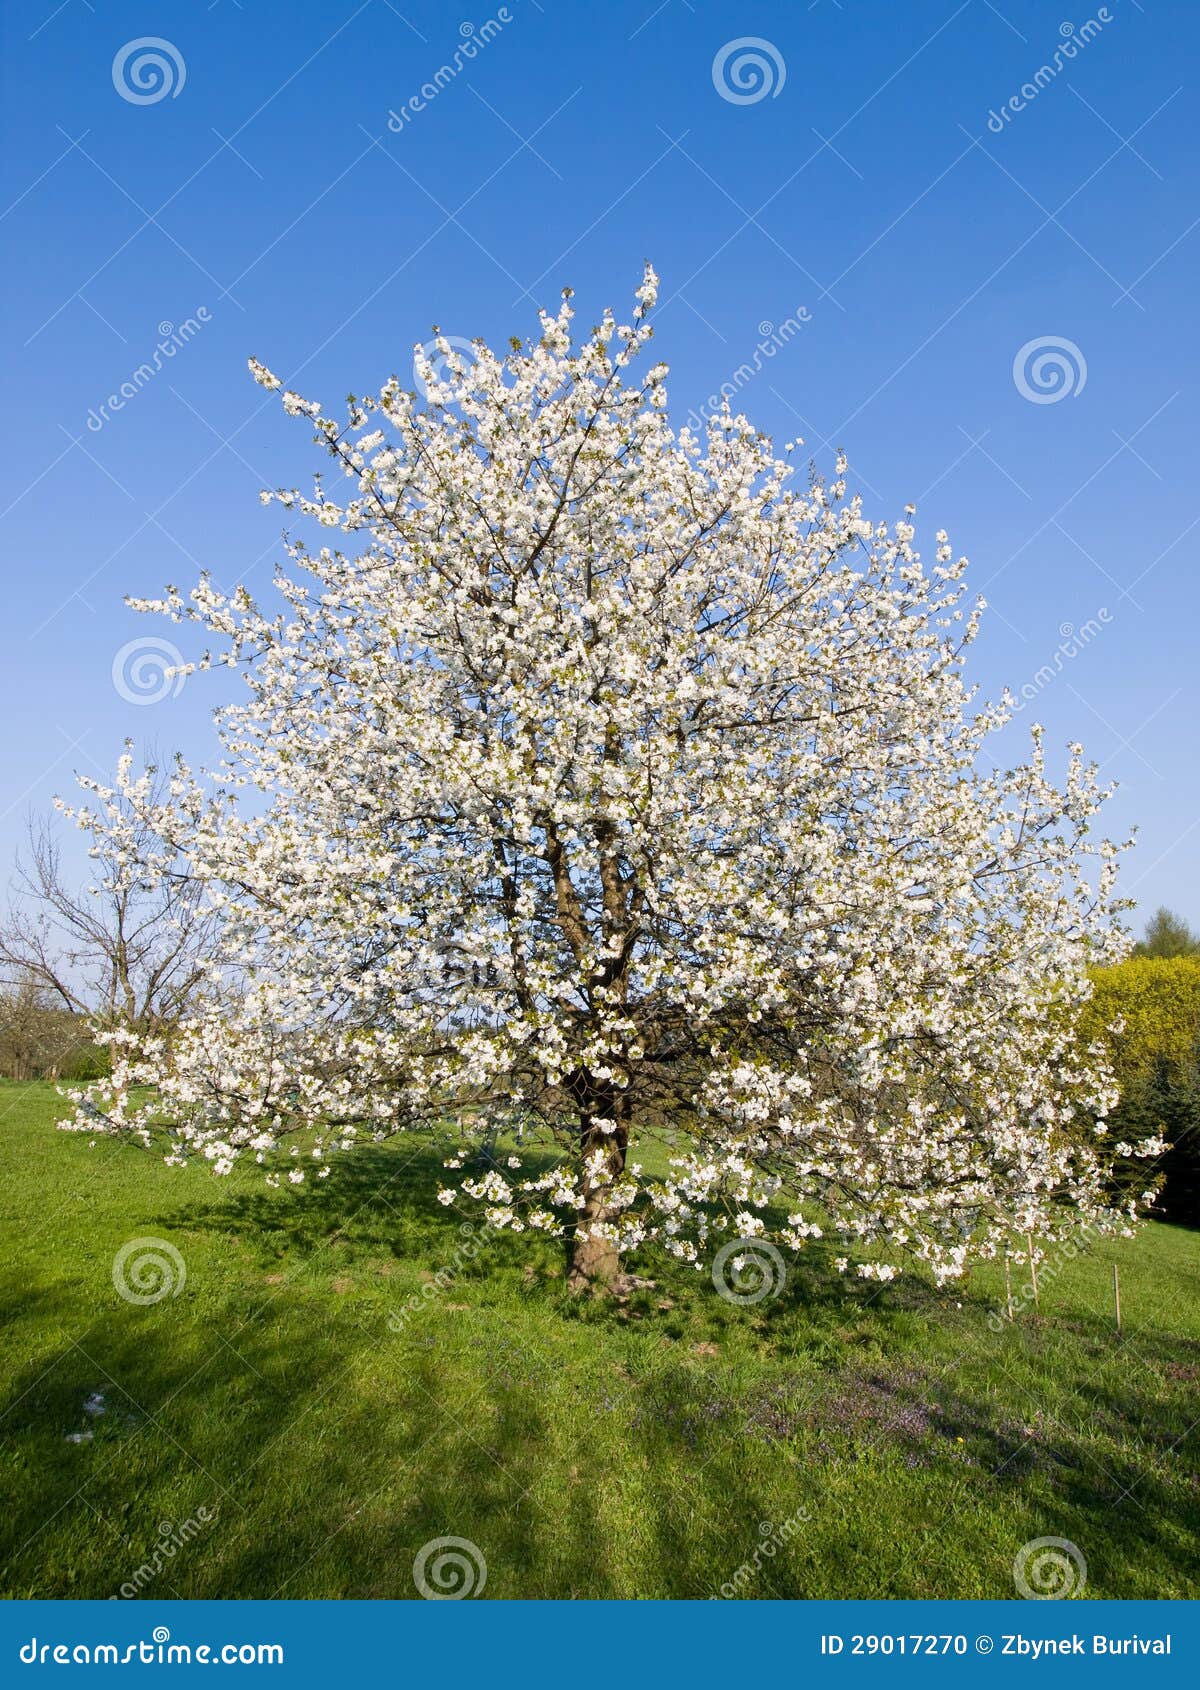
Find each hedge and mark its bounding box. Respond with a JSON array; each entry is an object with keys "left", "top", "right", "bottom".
[{"left": 1082, "top": 956, "right": 1200, "bottom": 1226}]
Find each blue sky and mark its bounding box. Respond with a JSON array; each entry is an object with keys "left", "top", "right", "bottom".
[{"left": 1, "top": 0, "right": 1196, "bottom": 925}]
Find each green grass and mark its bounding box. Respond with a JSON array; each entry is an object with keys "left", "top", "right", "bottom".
[{"left": 1, "top": 1079, "right": 1198, "bottom": 1600}]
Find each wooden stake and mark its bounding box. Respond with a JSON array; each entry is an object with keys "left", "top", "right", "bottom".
[
  {"left": 1027, "top": 1234, "right": 1040, "bottom": 1311},
  {"left": 1113, "top": 1262, "right": 1122, "bottom": 1337},
  {"left": 1004, "top": 1257, "right": 1014, "bottom": 1322}
]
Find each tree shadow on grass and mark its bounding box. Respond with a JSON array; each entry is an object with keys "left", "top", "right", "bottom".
[
  {"left": 722, "top": 1326, "right": 1200, "bottom": 1596},
  {"left": 0, "top": 1276, "right": 368, "bottom": 1595},
  {"left": 560, "top": 1235, "right": 950, "bottom": 1375},
  {"left": 0, "top": 1270, "right": 581, "bottom": 1597},
  {"left": 4, "top": 1258, "right": 1198, "bottom": 1597},
  {"left": 159, "top": 1142, "right": 568, "bottom": 1291},
  {"left": 7, "top": 1138, "right": 1199, "bottom": 1598},
  {"left": 0, "top": 1239, "right": 881, "bottom": 1598}
]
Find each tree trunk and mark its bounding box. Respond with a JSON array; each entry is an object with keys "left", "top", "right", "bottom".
[
  {"left": 567, "top": 1206, "right": 622, "bottom": 1293},
  {"left": 566, "top": 1089, "right": 629, "bottom": 1295}
]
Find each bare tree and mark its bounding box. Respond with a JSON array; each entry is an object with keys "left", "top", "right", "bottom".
[
  {"left": 0, "top": 772, "right": 216, "bottom": 1034},
  {"left": 0, "top": 972, "right": 63, "bottom": 1080}
]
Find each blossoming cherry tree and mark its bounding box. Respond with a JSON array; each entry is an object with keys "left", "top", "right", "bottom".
[{"left": 64, "top": 269, "right": 1157, "bottom": 1293}]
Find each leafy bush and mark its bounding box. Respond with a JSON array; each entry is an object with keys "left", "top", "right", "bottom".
[{"left": 1083, "top": 957, "right": 1200, "bottom": 1225}]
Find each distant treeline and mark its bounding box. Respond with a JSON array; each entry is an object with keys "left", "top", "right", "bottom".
[{"left": 0, "top": 987, "right": 108, "bottom": 1083}]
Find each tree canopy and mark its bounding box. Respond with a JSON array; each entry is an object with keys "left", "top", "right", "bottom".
[{"left": 1133, "top": 906, "right": 1200, "bottom": 961}]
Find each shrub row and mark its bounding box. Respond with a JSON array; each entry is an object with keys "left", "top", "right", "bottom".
[{"left": 1082, "top": 957, "right": 1200, "bottom": 1226}]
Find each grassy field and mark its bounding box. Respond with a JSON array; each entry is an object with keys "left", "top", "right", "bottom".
[{"left": 1, "top": 1078, "right": 1198, "bottom": 1601}]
